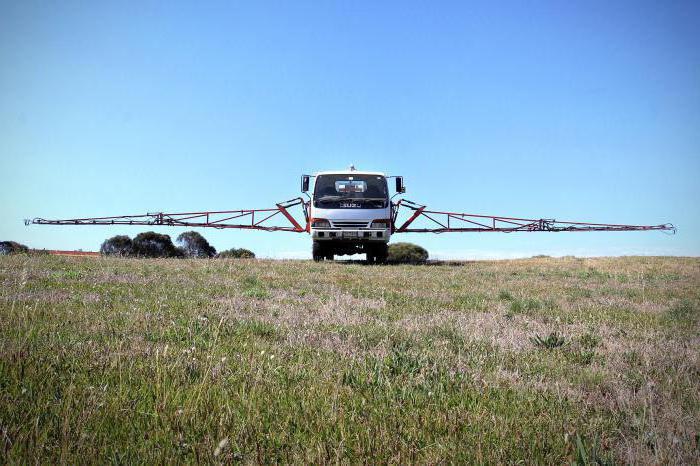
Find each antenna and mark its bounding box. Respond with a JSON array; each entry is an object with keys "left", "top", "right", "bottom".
[{"left": 349, "top": 164, "right": 356, "bottom": 171}]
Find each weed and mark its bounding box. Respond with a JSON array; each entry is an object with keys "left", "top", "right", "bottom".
[
  {"left": 573, "top": 434, "right": 614, "bottom": 465},
  {"left": 566, "top": 349, "right": 597, "bottom": 365},
  {"left": 664, "top": 299, "right": 698, "bottom": 326},
  {"left": 530, "top": 332, "right": 567, "bottom": 349},
  {"left": 243, "top": 287, "right": 269, "bottom": 299},
  {"left": 507, "top": 297, "right": 547, "bottom": 315},
  {"left": 241, "top": 275, "right": 270, "bottom": 298},
  {"left": 235, "top": 320, "right": 280, "bottom": 340},
  {"left": 510, "top": 300, "right": 524, "bottom": 314},
  {"left": 453, "top": 293, "right": 488, "bottom": 311},
  {"left": 498, "top": 290, "right": 514, "bottom": 301},
  {"left": 580, "top": 331, "right": 602, "bottom": 349}
]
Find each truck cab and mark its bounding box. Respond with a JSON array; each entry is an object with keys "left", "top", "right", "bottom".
[{"left": 302, "top": 168, "right": 404, "bottom": 262}]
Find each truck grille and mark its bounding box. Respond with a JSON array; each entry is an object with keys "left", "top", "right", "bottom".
[{"left": 331, "top": 220, "right": 369, "bottom": 229}]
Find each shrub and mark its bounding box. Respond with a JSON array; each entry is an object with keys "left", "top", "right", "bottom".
[
  {"left": 387, "top": 242, "right": 428, "bottom": 264},
  {"left": 0, "top": 241, "right": 29, "bottom": 255},
  {"left": 218, "top": 248, "right": 256, "bottom": 259},
  {"left": 132, "top": 232, "right": 182, "bottom": 258},
  {"left": 100, "top": 235, "right": 133, "bottom": 256},
  {"left": 176, "top": 231, "right": 216, "bottom": 258}
]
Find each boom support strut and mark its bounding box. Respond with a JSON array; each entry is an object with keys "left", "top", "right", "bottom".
[{"left": 391, "top": 199, "right": 675, "bottom": 233}]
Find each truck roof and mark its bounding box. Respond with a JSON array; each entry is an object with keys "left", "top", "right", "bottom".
[{"left": 314, "top": 170, "right": 386, "bottom": 177}]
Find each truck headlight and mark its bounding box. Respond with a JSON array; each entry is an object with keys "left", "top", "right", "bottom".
[
  {"left": 370, "top": 219, "right": 390, "bottom": 229},
  {"left": 311, "top": 218, "right": 331, "bottom": 228}
]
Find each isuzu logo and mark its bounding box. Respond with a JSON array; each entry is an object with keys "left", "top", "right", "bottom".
[{"left": 340, "top": 202, "right": 361, "bottom": 208}]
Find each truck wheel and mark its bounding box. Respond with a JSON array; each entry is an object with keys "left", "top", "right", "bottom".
[
  {"left": 375, "top": 244, "right": 388, "bottom": 264},
  {"left": 312, "top": 242, "right": 324, "bottom": 262}
]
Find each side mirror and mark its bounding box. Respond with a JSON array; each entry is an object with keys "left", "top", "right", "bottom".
[
  {"left": 301, "top": 175, "right": 310, "bottom": 193},
  {"left": 395, "top": 176, "right": 405, "bottom": 193}
]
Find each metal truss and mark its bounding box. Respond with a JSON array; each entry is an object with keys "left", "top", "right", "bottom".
[
  {"left": 391, "top": 199, "right": 675, "bottom": 234},
  {"left": 26, "top": 198, "right": 309, "bottom": 233},
  {"left": 26, "top": 196, "right": 674, "bottom": 235}
]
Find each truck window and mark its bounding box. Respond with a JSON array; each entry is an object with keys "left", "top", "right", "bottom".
[{"left": 313, "top": 175, "right": 388, "bottom": 208}]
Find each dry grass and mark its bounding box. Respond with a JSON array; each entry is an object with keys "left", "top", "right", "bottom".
[{"left": 0, "top": 254, "right": 698, "bottom": 463}]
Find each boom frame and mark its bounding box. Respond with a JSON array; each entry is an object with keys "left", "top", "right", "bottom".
[
  {"left": 27, "top": 198, "right": 309, "bottom": 233},
  {"left": 391, "top": 199, "right": 675, "bottom": 234},
  {"left": 26, "top": 196, "right": 675, "bottom": 235}
]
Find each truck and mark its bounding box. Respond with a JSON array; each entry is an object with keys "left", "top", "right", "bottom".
[{"left": 301, "top": 166, "right": 404, "bottom": 263}]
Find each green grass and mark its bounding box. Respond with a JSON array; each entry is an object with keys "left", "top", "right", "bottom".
[{"left": 0, "top": 255, "right": 698, "bottom": 463}]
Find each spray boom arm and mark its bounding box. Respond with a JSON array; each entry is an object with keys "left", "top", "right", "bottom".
[
  {"left": 26, "top": 197, "right": 674, "bottom": 235},
  {"left": 26, "top": 198, "right": 309, "bottom": 233},
  {"left": 391, "top": 199, "right": 675, "bottom": 233}
]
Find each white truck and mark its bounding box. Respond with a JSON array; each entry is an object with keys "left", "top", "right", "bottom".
[{"left": 301, "top": 167, "right": 405, "bottom": 263}]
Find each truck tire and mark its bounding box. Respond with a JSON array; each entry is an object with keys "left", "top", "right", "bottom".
[
  {"left": 366, "top": 244, "right": 388, "bottom": 264},
  {"left": 312, "top": 242, "right": 324, "bottom": 262},
  {"left": 375, "top": 243, "right": 388, "bottom": 264}
]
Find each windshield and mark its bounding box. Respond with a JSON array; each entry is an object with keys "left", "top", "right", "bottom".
[{"left": 313, "top": 174, "right": 388, "bottom": 208}]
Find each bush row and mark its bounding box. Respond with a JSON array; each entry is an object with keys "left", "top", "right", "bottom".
[
  {"left": 100, "top": 231, "right": 255, "bottom": 259},
  {"left": 3, "top": 237, "right": 429, "bottom": 263}
]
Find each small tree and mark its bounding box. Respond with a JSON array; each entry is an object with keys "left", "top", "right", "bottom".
[
  {"left": 176, "top": 231, "right": 216, "bottom": 258},
  {"left": 218, "top": 248, "right": 256, "bottom": 259},
  {"left": 387, "top": 242, "right": 429, "bottom": 264},
  {"left": 132, "top": 232, "right": 182, "bottom": 258},
  {"left": 100, "top": 235, "right": 133, "bottom": 256},
  {"left": 0, "top": 241, "right": 29, "bottom": 255}
]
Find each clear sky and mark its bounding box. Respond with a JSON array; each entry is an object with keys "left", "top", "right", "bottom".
[{"left": 1, "top": 1, "right": 698, "bottom": 259}]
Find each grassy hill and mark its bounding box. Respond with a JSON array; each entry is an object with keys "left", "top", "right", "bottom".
[{"left": 1, "top": 255, "right": 698, "bottom": 463}]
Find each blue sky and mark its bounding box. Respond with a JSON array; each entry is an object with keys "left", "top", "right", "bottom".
[{"left": 1, "top": 1, "right": 698, "bottom": 258}]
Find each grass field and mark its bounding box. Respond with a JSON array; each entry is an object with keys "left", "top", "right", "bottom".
[{"left": 1, "top": 255, "right": 698, "bottom": 464}]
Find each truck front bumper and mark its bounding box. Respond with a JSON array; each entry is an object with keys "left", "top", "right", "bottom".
[{"left": 311, "top": 229, "right": 390, "bottom": 242}]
